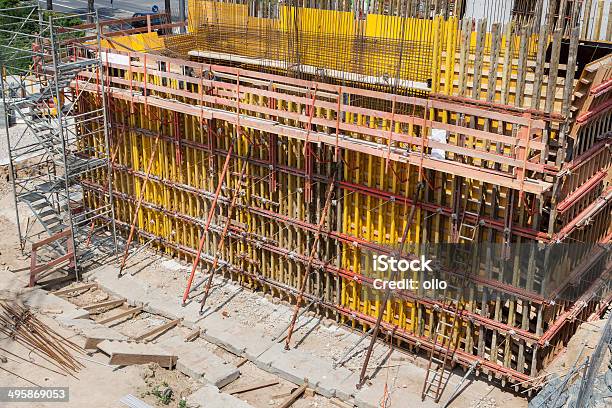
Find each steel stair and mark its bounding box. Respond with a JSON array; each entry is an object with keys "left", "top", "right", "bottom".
[{"left": 19, "top": 190, "right": 67, "bottom": 255}]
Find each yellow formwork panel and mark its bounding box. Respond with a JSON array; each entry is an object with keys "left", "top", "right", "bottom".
[
  {"left": 192, "top": 1, "right": 249, "bottom": 27},
  {"left": 80, "top": 51, "right": 566, "bottom": 371},
  {"left": 365, "top": 13, "right": 443, "bottom": 41},
  {"left": 280, "top": 7, "right": 355, "bottom": 36},
  {"left": 100, "top": 32, "right": 164, "bottom": 52}
]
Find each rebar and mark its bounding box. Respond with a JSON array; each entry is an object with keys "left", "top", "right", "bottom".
[{"left": 0, "top": 301, "right": 85, "bottom": 376}]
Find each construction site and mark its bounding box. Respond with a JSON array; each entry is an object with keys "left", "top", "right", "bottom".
[{"left": 0, "top": 0, "right": 610, "bottom": 407}]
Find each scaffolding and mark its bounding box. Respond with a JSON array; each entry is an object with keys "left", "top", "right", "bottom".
[{"left": 0, "top": 3, "right": 117, "bottom": 282}]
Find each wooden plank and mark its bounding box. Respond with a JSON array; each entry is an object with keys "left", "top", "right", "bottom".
[
  {"left": 593, "top": 0, "right": 604, "bottom": 40},
  {"left": 562, "top": 26, "right": 580, "bottom": 115},
  {"left": 98, "top": 306, "right": 143, "bottom": 325},
  {"left": 582, "top": 0, "right": 594, "bottom": 38},
  {"left": 83, "top": 298, "right": 126, "bottom": 311},
  {"left": 515, "top": 27, "right": 530, "bottom": 107},
  {"left": 487, "top": 23, "right": 501, "bottom": 103},
  {"left": 278, "top": 382, "right": 308, "bottom": 408},
  {"left": 184, "top": 328, "right": 201, "bottom": 342},
  {"left": 472, "top": 19, "right": 487, "bottom": 101},
  {"left": 52, "top": 282, "right": 98, "bottom": 296},
  {"left": 500, "top": 22, "right": 514, "bottom": 105},
  {"left": 226, "top": 380, "right": 279, "bottom": 395},
  {"left": 531, "top": 24, "right": 548, "bottom": 110},
  {"left": 545, "top": 28, "right": 563, "bottom": 113},
  {"left": 133, "top": 319, "right": 180, "bottom": 342},
  {"left": 272, "top": 391, "right": 293, "bottom": 399},
  {"left": 97, "top": 340, "right": 177, "bottom": 368},
  {"left": 458, "top": 18, "right": 472, "bottom": 97}
]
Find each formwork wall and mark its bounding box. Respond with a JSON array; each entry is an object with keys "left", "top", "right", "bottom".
[{"left": 79, "top": 3, "right": 612, "bottom": 387}]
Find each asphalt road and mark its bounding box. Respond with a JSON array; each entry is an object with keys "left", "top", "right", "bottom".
[{"left": 40, "top": 0, "right": 184, "bottom": 20}]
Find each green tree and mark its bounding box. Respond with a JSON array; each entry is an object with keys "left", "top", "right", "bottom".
[
  {"left": 0, "top": 0, "right": 39, "bottom": 72},
  {"left": 0, "top": 0, "right": 83, "bottom": 73}
]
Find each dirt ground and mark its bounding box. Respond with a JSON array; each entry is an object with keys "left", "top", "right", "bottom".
[
  {"left": 541, "top": 314, "right": 611, "bottom": 388},
  {"left": 0, "top": 272, "right": 146, "bottom": 408},
  {"left": 137, "top": 363, "right": 200, "bottom": 407}
]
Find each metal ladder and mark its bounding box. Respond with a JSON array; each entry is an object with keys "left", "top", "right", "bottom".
[
  {"left": 421, "top": 301, "right": 462, "bottom": 402},
  {"left": 423, "top": 179, "right": 478, "bottom": 402},
  {"left": 458, "top": 183, "right": 485, "bottom": 242},
  {"left": 453, "top": 182, "right": 485, "bottom": 270}
]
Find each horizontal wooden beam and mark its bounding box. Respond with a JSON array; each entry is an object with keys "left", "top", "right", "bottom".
[
  {"left": 102, "top": 48, "right": 548, "bottom": 128},
  {"left": 76, "top": 81, "right": 552, "bottom": 194},
  {"left": 98, "top": 306, "right": 143, "bottom": 325},
  {"left": 52, "top": 282, "right": 97, "bottom": 296},
  {"left": 184, "top": 328, "right": 200, "bottom": 342},
  {"left": 133, "top": 319, "right": 181, "bottom": 342},
  {"left": 278, "top": 382, "right": 308, "bottom": 408},
  {"left": 83, "top": 298, "right": 126, "bottom": 312},
  {"left": 226, "top": 380, "right": 279, "bottom": 395}
]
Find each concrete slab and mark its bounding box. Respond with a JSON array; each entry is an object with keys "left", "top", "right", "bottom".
[
  {"left": 334, "top": 373, "right": 360, "bottom": 402},
  {"left": 187, "top": 384, "right": 255, "bottom": 408},
  {"left": 62, "top": 308, "right": 91, "bottom": 320},
  {"left": 88, "top": 265, "right": 149, "bottom": 307},
  {"left": 354, "top": 362, "right": 438, "bottom": 408},
  {"left": 148, "top": 296, "right": 201, "bottom": 328},
  {"left": 256, "top": 343, "right": 354, "bottom": 398},
  {"left": 159, "top": 335, "right": 239, "bottom": 388},
  {"left": 23, "top": 288, "right": 85, "bottom": 317},
  {"left": 58, "top": 317, "right": 128, "bottom": 349},
  {"left": 88, "top": 265, "right": 201, "bottom": 326},
  {"left": 198, "top": 315, "right": 274, "bottom": 359}
]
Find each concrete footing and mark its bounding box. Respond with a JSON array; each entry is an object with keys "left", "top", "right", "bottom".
[{"left": 159, "top": 335, "right": 239, "bottom": 388}]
